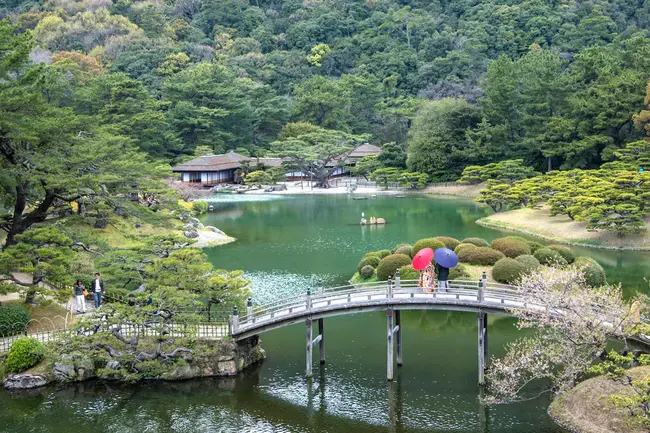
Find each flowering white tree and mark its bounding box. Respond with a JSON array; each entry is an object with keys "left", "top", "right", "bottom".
[{"left": 485, "top": 266, "right": 642, "bottom": 404}]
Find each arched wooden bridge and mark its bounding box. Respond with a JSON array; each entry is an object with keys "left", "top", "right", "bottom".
[
  {"left": 231, "top": 272, "right": 650, "bottom": 384},
  {"left": 230, "top": 273, "right": 541, "bottom": 384}
]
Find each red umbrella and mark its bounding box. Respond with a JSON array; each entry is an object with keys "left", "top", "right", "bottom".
[{"left": 412, "top": 248, "right": 434, "bottom": 270}]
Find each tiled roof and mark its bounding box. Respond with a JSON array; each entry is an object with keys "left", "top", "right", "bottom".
[
  {"left": 348, "top": 143, "right": 381, "bottom": 158},
  {"left": 171, "top": 151, "right": 251, "bottom": 172}
]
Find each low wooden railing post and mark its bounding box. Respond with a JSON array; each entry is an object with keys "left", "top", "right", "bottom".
[
  {"left": 306, "top": 288, "right": 312, "bottom": 311},
  {"left": 388, "top": 277, "right": 393, "bottom": 299}
]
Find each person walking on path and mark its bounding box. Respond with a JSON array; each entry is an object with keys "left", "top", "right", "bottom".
[
  {"left": 73, "top": 279, "right": 86, "bottom": 313},
  {"left": 435, "top": 262, "right": 450, "bottom": 291},
  {"left": 92, "top": 273, "right": 105, "bottom": 309}
]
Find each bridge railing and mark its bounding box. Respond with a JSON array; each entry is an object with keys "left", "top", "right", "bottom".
[{"left": 237, "top": 279, "right": 525, "bottom": 330}]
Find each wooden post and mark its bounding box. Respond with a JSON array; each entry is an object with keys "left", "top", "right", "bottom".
[
  {"left": 387, "top": 277, "right": 393, "bottom": 299},
  {"left": 478, "top": 311, "right": 488, "bottom": 385},
  {"left": 306, "top": 288, "right": 312, "bottom": 311},
  {"left": 387, "top": 308, "right": 394, "bottom": 381},
  {"left": 318, "top": 318, "right": 325, "bottom": 364},
  {"left": 247, "top": 298, "right": 253, "bottom": 322},
  {"left": 232, "top": 306, "right": 239, "bottom": 334},
  {"left": 306, "top": 318, "right": 313, "bottom": 378},
  {"left": 395, "top": 269, "right": 401, "bottom": 290},
  {"left": 395, "top": 310, "right": 402, "bottom": 366}
]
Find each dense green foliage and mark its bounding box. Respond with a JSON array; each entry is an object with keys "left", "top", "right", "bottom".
[
  {"left": 573, "top": 257, "right": 607, "bottom": 288},
  {"left": 433, "top": 236, "right": 460, "bottom": 251},
  {"left": 412, "top": 238, "right": 445, "bottom": 257},
  {"left": 457, "top": 246, "right": 505, "bottom": 266},
  {"left": 454, "top": 243, "right": 477, "bottom": 256},
  {"left": 490, "top": 237, "right": 532, "bottom": 258},
  {"left": 393, "top": 245, "right": 413, "bottom": 257},
  {"left": 515, "top": 254, "right": 541, "bottom": 271},
  {"left": 191, "top": 200, "right": 208, "bottom": 215},
  {"left": 492, "top": 258, "right": 527, "bottom": 284},
  {"left": 548, "top": 245, "right": 576, "bottom": 264},
  {"left": 0, "top": 304, "right": 31, "bottom": 336},
  {"left": 357, "top": 256, "right": 381, "bottom": 272},
  {"left": 460, "top": 237, "right": 489, "bottom": 247},
  {"left": 360, "top": 265, "right": 375, "bottom": 279},
  {"left": 398, "top": 265, "right": 419, "bottom": 280},
  {"left": 6, "top": 337, "right": 45, "bottom": 373},
  {"left": 376, "top": 253, "right": 412, "bottom": 281},
  {"left": 533, "top": 248, "right": 568, "bottom": 266}
]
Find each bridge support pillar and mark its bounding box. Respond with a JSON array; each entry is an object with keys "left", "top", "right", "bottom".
[
  {"left": 395, "top": 310, "right": 402, "bottom": 366},
  {"left": 478, "top": 311, "right": 488, "bottom": 385},
  {"left": 318, "top": 318, "right": 325, "bottom": 364},
  {"left": 387, "top": 308, "right": 394, "bottom": 381},
  {"left": 306, "top": 318, "right": 313, "bottom": 378}
]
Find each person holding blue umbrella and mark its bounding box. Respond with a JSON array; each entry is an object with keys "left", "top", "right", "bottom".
[{"left": 434, "top": 248, "right": 459, "bottom": 292}]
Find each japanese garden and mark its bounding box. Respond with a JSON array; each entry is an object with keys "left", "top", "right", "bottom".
[{"left": 3, "top": 0, "right": 650, "bottom": 432}]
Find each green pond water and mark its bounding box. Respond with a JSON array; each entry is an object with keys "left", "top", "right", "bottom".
[{"left": 3, "top": 194, "right": 650, "bottom": 433}]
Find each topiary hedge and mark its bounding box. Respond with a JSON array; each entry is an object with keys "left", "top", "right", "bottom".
[
  {"left": 398, "top": 265, "right": 420, "bottom": 280},
  {"left": 0, "top": 304, "right": 31, "bottom": 336},
  {"left": 548, "top": 245, "right": 576, "bottom": 264},
  {"left": 526, "top": 241, "right": 543, "bottom": 253},
  {"left": 573, "top": 257, "right": 606, "bottom": 288},
  {"left": 534, "top": 248, "right": 568, "bottom": 266},
  {"left": 491, "top": 237, "right": 532, "bottom": 258},
  {"left": 454, "top": 243, "right": 477, "bottom": 256},
  {"left": 6, "top": 337, "right": 45, "bottom": 373},
  {"left": 449, "top": 264, "right": 471, "bottom": 280},
  {"left": 392, "top": 243, "right": 410, "bottom": 253},
  {"left": 460, "top": 237, "right": 489, "bottom": 247},
  {"left": 434, "top": 236, "right": 460, "bottom": 251},
  {"left": 394, "top": 245, "right": 413, "bottom": 257},
  {"left": 458, "top": 246, "right": 505, "bottom": 265},
  {"left": 412, "top": 238, "right": 445, "bottom": 256},
  {"left": 376, "top": 254, "right": 412, "bottom": 280},
  {"left": 492, "top": 258, "right": 527, "bottom": 284},
  {"left": 515, "top": 254, "right": 541, "bottom": 272},
  {"left": 374, "top": 249, "right": 392, "bottom": 259},
  {"left": 360, "top": 265, "right": 375, "bottom": 279},
  {"left": 357, "top": 256, "right": 381, "bottom": 273}
]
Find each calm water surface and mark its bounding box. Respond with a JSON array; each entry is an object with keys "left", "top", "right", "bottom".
[{"left": 3, "top": 194, "right": 649, "bottom": 433}]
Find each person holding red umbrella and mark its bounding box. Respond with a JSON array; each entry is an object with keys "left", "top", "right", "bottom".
[{"left": 413, "top": 248, "right": 436, "bottom": 292}]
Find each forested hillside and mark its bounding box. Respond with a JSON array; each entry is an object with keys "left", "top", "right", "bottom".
[{"left": 2, "top": 0, "right": 650, "bottom": 179}]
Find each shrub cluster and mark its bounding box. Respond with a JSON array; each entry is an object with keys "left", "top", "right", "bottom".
[
  {"left": 360, "top": 265, "right": 375, "bottom": 279},
  {"left": 376, "top": 254, "right": 412, "bottom": 280},
  {"left": 412, "top": 238, "right": 445, "bottom": 256},
  {"left": 460, "top": 237, "right": 489, "bottom": 247},
  {"left": 533, "top": 248, "right": 568, "bottom": 266},
  {"left": 394, "top": 245, "right": 413, "bottom": 257},
  {"left": 548, "top": 245, "right": 576, "bottom": 264},
  {"left": 398, "top": 265, "right": 420, "bottom": 280},
  {"left": 527, "top": 241, "right": 543, "bottom": 253},
  {"left": 454, "top": 243, "right": 477, "bottom": 256},
  {"left": 357, "top": 256, "right": 381, "bottom": 273},
  {"left": 490, "top": 237, "right": 532, "bottom": 258},
  {"left": 515, "top": 254, "right": 541, "bottom": 271},
  {"left": 433, "top": 236, "right": 460, "bottom": 251},
  {"left": 449, "top": 264, "right": 471, "bottom": 280},
  {"left": 6, "top": 337, "right": 45, "bottom": 373},
  {"left": 191, "top": 200, "right": 208, "bottom": 215},
  {"left": 574, "top": 257, "right": 606, "bottom": 288},
  {"left": 457, "top": 246, "right": 505, "bottom": 265},
  {"left": 374, "top": 250, "right": 392, "bottom": 259},
  {"left": 492, "top": 258, "right": 526, "bottom": 284},
  {"left": 0, "top": 304, "right": 31, "bottom": 336}
]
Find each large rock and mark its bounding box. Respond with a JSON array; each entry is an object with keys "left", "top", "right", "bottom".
[
  {"left": 205, "top": 226, "right": 225, "bottom": 235},
  {"left": 196, "top": 223, "right": 204, "bottom": 229},
  {"left": 3, "top": 374, "right": 48, "bottom": 390},
  {"left": 184, "top": 230, "right": 199, "bottom": 239},
  {"left": 190, "top": 217, "right": 200, "bottom": 224},
  {"left": 182, "top": 223, "right": 194, "bottom": 230},
  {"left": 53, "top": 354, "right": 95, "bottom": 382}
]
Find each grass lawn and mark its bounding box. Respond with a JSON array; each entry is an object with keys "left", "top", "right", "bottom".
[{"left": 479, "top": 207, "right": 650, "bottom": 250}]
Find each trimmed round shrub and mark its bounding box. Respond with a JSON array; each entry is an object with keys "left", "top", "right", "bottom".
[
  {"left": 491, "top": 237, "right": 532, "bottom": 258},
  {"left": 360, "top": 265, "right": 375, "bottom": 279},
  {"left": 458, "top": 247, "right": 505, "bottom": 265},
  {"left": 392, "top": 243, "right": 410, "bottom": 253},
  {"left": 363, "top": 252, "right": 381, "bottom": 260},
  {"left": 357, "top": 256, "right": 381, "bottom": 273},
  {"left": 434, "top": 236, "right": 460, "bottom": 251},
  {"left": 374, "top": 249, "right": 392, "bottom": 259},
  {"left": 526, "top": 241, "right": 543, "bottom": 253},
  {"left": 398, "top": 265, "right": 420, "bottom": 280},
  {"left": 574, "top": 257, "right": 606, "bottom": 288},
  {"left": 192, "top": 200, "right": 208, "bottom": 215},
  {"left": 0, "top": 304, "right": 31, "bottom": 336},
  {"left": 454, "top": 243, "right": 477, "bottom": 256},
  {"left": 534, "top": 248, "right": 568, "bottom": 266},
  {"left": 394, "top": 245, "right": 413, "bottom": 257},
  {"left": 515, "top": 254, "right": 541, "bottom": 272},
  {"left": 6, "top": 337, "right": 45, "bottom": 373},
  {"left": 460, "top": 237, "right": 489, "bottom": 247},
  {"left": 449, "top": 264, "right": 471, "bottom": 280},
  {"left": 548, "top": 245, "right": 575, "bottom": 264},
  {"left": 492, "top": 258, "right": 526, "bottom": 284},
  {"left": 412, "top": 238, "right": 445, "bottom": 257},
  {"left": 376, "top": 254, "right": 412, "bottom": 280}
]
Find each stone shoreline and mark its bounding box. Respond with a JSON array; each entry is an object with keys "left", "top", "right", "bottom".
[{"left": 3, "top": 337, "right": 265, "bottom": 391}]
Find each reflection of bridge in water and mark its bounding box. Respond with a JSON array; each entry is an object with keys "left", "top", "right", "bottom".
[
  {"left": 231, "top": 271, "right": 650, "bottom": 384},
  {"left": 231, "top": 272, "right": 538, "bottom": 384}
]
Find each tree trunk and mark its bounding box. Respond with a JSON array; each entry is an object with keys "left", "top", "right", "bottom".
[
  {"left": 547, "top": 156, "right": 552, "bottom": 172},
  {"left": 5, "top": 185, "right": 57, "bottom": 248}
]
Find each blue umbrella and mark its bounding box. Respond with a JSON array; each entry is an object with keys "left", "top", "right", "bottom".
[{"left": 434, "top": 248, "right": 459, "bottom": 268}]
